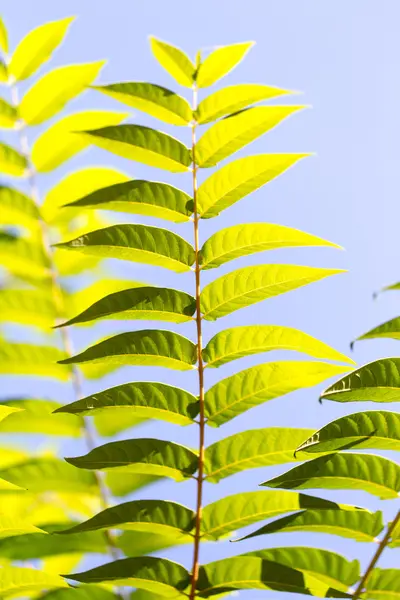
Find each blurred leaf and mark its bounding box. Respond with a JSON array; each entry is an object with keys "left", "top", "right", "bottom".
[
  {"left": 0, "top": 288, "right": 57, "bottom": 328},
  {"left": 106, "top": 472, "right": 160, "bottom": 498},
  {"left": 0, "top": 565, "right": 67, "bottom": 597},
  {"left": 150, "top": 36, "right": 195, "bottom": 87},
  {"left": 0, "top": 17, "right": 8, "bottom": 53},
  {"left": 19, "top": 61, "right": 105, "bottom": 125},
  {"left": 0, "top": 97, "right": 18, "bottom": 128},
  {"left": 94, "top": 82, "right": 192, "bottom": 125},
  {"left": 0, "top": 399, "right": 82, "bottom": 436},
  {"left": 81, "top": 124, "right": 191, "bottom": 172},
  {"left": 365, "top": 569, "right": 400, "bottom": 600},
  {"left": 0, "top": 233, "right": 50, "bottom": 281},
  {"left": 0, "top": 515, "right": 44, "bottom": 540},
  {"left": 0, "top": 142, "right": 28, "bottom": 176},
  {"left": 0, "top": 342, "right": 70, "bottom": 380},
  {"left": 0, "top": 185, "right": 40, "bottom": 229},
  {"left": 118, "top": 530, "right": 187, "bottom": 557}
]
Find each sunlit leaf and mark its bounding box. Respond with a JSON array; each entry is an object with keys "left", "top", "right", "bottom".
[
  {"left": 0, "top": 288, "right": 57, "bottom": 328},
  {"left": 0, "top": 61, "right": 8, "bottom": 83},
  {"left": 201, "top": 264, "right": 344, "bottom": 321},
  {"left": 200, "top": 222, "right": 340, "bottom": 270},
  {"left": 0, "top": 18, "right": 8, "bottom": 53},
  {"left": 0, "top": 233, "right": 50, "bottom": 280},
  {"left": 94, "top": 82, "right": 192, "bottom": 125},
  {"left": 321, "top": 358, "right": 400, "bottom": 403},
  {"left": 0, "top": 97, "right": 18, "bottom": 128},
  {"left": 56, "top": 224, "right": 195, "bottom": 272},
  {"left": 261, "top": 452, "right": 400, "bottom": 499},
  {"left": 59, "top": 330, "right": 197, "bottom": 371},
  {"left": 204, "top": 428, "right": 316, "bottom": 483},
  {"left": 365, "top": 569, "right": 400, "bottom": 600},
  {"left": 9, "top": 17, "right": 74, "bottom": 81},
  {"left": 81, "top": 124, "right": 191, "bottom": 172},
  {"left": 205, "top": 361, "right": 351, "bottom": 427},
  {"left": 37, "top": 585, "right": 117, "bottom": 600},
  {"left": 0, "top": 142, "right": 28, "bottom": 176},
  {"left": 93, "top": 411, "right": 144, "bottom": 437},
  {"left": 0, "top": 565, "right": 67, "bottom": 597},
  {"left": 68, "top": 278, "right": 143, "bottom": 318},
  {"left": 19, "top": 61, "right": 105, "bottom": 125},
  {"left": 58, "top": 286, "right": 196, "bottom": 327},
  {"left": 56, "top": 381, "right": 199, "bottom": 426},
  {"left": 150, "top": 36, "right": 195, "bottom": 87},
  {"left": 0, "top": 342, "right": 70, "bottom": 380},
  {"left": 0, "top": 515, "right": 44, "bottom": 540},
  {"left": 66, "top": 438, "right": 198, "bottom": 481},
  {"left": 118, "top": 530, "right": 186, "bottom": 557},
  {"left": 296, "top": 410, "right": 400, "bottom": 454},
  {"left": 0, "top": 399, "right": 82, "bottom": 436},
  {"left": 240, "top": 508, "right": 384, "bottom": 543},
  {"left": 32, "top": 110, "right": 127, "bottom": 172},
  {"left": 196, "top": 42, "right": 254, "bottom": 88},
  {"left": 106, "top": 472, "right": 160, "bottom": 498},
  {"left": 0, "top": 186, "right": 40, "bottom": 229},
  {"left": 203, "top": 325, "right": 353, "bottom": 368},
  {"left": 0, "top": 405, "right": 21, "bottom": 424},
  {"left": 64, "top": 179, "right": 193, "bottom": 223}
]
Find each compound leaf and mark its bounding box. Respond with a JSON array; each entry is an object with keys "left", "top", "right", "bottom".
[
  {"left": 196, "top": 41, "right": 254, "bottom": 88},
  {"left": 150, "top": 36, "right": 195, "bottom": 87}
]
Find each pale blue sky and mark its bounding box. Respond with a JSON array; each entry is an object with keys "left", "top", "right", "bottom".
[{"left": 1, "top": 0, "right": 400, "bottom": 597}]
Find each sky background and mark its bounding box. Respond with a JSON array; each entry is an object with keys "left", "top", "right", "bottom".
[{"left": 1, "top": 0, "right": 400, "bottom": 598}]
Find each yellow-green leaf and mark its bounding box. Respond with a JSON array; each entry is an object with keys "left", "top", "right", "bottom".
[
  {"left": 0, "top": 186, "right": 40, "bottom": 229},
  {"left": 0, "top": 61, "right": 8, "bottom": 83},
  {"left": 0, "top": 233, "right": 50, "bottom": 281},
  {"left": 19, "top": 61, "right": 105, "bottom": 125},
  {"left": 0, "top": 288, "right": 57, "bottom": 329},
  {"left": 0, "top": 399, "right": 82, "bottom": 437},
  {"left": 0, "top": 18, "right": 8, "bottom": 54},
  {"left": 9, "top": 17, "right": 74, "bottom": 81},
  {"left": 0, "top": 142, "right": 27, "bottom": 176},
  {"left": 0, "top": 97, "right": 18, "bottom": 128},
  {"left": 150, "top": 36, "right": 195, "bottom": 87},
  {"left": 0, "top": 342, "right": 70, "bottom": 380},
  {"left": 0, "top": 566, "right": 67, "bottom": 597},
  {"left": 196, "top": 41, "right": 254, "bottom": 88}
]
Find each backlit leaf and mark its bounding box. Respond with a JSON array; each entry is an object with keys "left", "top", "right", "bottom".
[
  {"left": 201, "top": 264, "right": 344, "bottom": 321},
  {"left": 118, "top": 530, "right": 187, "bottom": 557},
  {"left": 0, "top": 288, "right": 57, "bottom": 328},
  {"left": 0, "top": 566, "right": 67, "bottom": 597},
  {"left": 196, "top": 83, "right": 296, "bottom": 124},
  {"left": 204, "top": 428, "right": 316, "bottom": 482},
  {"left": 0, "top": 233, "right": 50, "bottom": 281},
  {"left": 197, "top": 105, "right": 304, "bottom": 167},
  {"left": 261, "top": 452, "right": 400, "bottom": 499},
  {"left": 0, "top": 142, "right": 27, "bottom": 176},
  {"left": 365, "top": 569, "right": 400, "bottom": 600},
  {"left": 0, "top": 399, "right": 82, "bottom": 436},
  {"left": 150, "top": 36, "right": 195, "bottom": 87},
  {"left": 200, "top": 222, "right": 340, "bottom": 270},
  {"left": 0, "top": 515, "right": 44, "bottom": 540},
  {"left": 55, "top": 381, "right": 199, "bottom": 426},
  {"left": 0, "top": 61, "right": 8, "bottom": 83},
  {"left": 0, "top": 186, "right": 40, "bottom": 229},
  {"left": 19, "top": 61, "right": 105, "bottom": 125},
  {"left": 205, "top": 361, "right": 351, "bottom": 427},
  {"left": 94, "top": 82, "right": 192, "bottom": 125},
  {"left": 9, "top": 17, "right": 74, "bottom": 81},
  {"left": 240, "top": 508, "right": 384, "bottom": 543},
  {"left": 106, "top": 472, "right": 160, "bottom": 498},
  {"left": 203, "top": 325, "right": 353, "bottom": 368},
  {"left": 354, "top": 316, "right": 400, "bottom": 345},
  {"left": 32, "top": 110, "right": 127, "bottom": 172},
  {"left": 0, "top": 342, "right": 70, "bottom": 380},
  {"left": 64, "top": 179, "right": 193, "bottom": 223},
  {"left": 58, "top": 286, "right": 196, "bottom": 327},
  {"left": 59, "top": 330, "right": 197, "bottom": 371},
  {"left": 0, "top": 97, "right": 18, "bottom": 128},
  {"left": 196, "top": 42, "right": 254, "bottom": 88},
  {"left": 56, "top": 224, "right": 195, "bottom": 272},
  {"left": 0, "top": 405, "right": 21, "bottom": 424},
  {"left": 66, "top": 438, "right": 198, "bottom": 481},
  {"left": 0, "top": 18, "right": 8, "bottom": 53},
  {"left": 81, "top": 124, "right": 191, "bottom": 172},
  {"left": 320, "top": 358, "right": 400, "bottom": 403},
  {"left": 296, "top": 411, "right": 400, "bottom": 454},
  {"left": 37, "top": 586, "right": 117, "bottom": 600}
]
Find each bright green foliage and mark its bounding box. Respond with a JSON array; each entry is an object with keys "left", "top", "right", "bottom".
[
  {"left": 0, "top": 141, "right": 28, "bottom": 176},
  {"left": 195, "top": 42, "right": 254, "bottom": 88},
  {"left": 0, "top": 96, "right": 18, "bottom": 128}
]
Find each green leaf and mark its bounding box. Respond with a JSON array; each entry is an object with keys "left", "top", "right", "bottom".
[
  {"left": 196, "top": 553, "right": 352, "bottom": 597},
  {"left": 240, "top": 508, "right": 384, "bottom": 543},
  {"left": 66, "top": 438, "right": 198, "bottom": 481},
  {"left": 59, "top": 330, "right": 197, "bottom": 371},
  {"left": 354, "top": 316, "right": 400, "bottom": 345},
  {"left": 55, "top": 381, "right": 199, "bottom": 426},
  {"left": 0, "top": 233, "right": 50, "bottom": 280},
  {"left": 195, "top": 83, "right": 294, "bottom": 124},
  {"left": 94, "top": 82, "right": 192, "bottom": 125},
  {"left": 150, "top": 36, "right": 195, "bottom": 87},
  {"left": 0, "top": 61, "right": 8, "bottom": 83},
  {"left": 201, "top": 490, "right": 353, "bottom": 540},
  {"left": 42, "top": 166, "right": 129, "bottom": 223},
  {"left": 64, "top": 179, "right": 193, "bottom": 223},
  {"left": 205, "top": 361, "right": 350, "bottom": 427},
  {"left": 59, "top": 499, "right": 195, "bottom": 537},
  {"left": 38, "top": 586, "right": 117, "bottom": 600},
  {"left": 200, "top": 222, "right": 340, "bottom": 270},
  {"left": 0, "top": 399, "right": 82, "bottom": 436},
  {"left": 320, "top": 358, "right": 400, "bottom": 403},
  {"left": 68, "top": 278, "right": 144, "bottom": 318},
  {"left": 201, "top": 264, "right": 344, "bottom": 321},
  {"left": 0, "top": 342, "right": 70, "bottom": 380},
  {"left": 0, "top": 457, "right": 98, "bottom": 494},
  {"left": 0, "top": 97, "right": 18, "bottom": 128},
  {"left": 58, "top": 286, "right": 196, "bottom": 327},
  {"left": 82, "top": 124, "right": 191, "bottom": 172},
  {"left": 296, "top": 410, "right": 400, "bottom": 454},
  {"left": 0, "top": 288, "right": 57, "bottom": 328},
  {"left": 198, "top": 153, "right": 307, "bottom": 218},
  {"left": 32, "top": 110, "right": 127, "bottom": 172},
  {"left": 365, "top": 569, "right": 400, "bottom": 600},
  {"left": 9, "top": 17, "right": 74, "bottom": 81},
  {"left": 0, "top": 142, "right": 28, "bottom": 176},
  {"left": 243, "top": 547, "right": 359, "bottom": 593},
  {"left": 118, "top": 530, "right": 187, "bottom": 558},
  {"left": 261, "top": 452, "right": 400, "bottom": 499},
  {"left": 196, "top": 41, "right": 254, "bottom": 88},
  {"left": 0, "top": 185, "right": 40, "bottom": 229},
  {"left": 203, "top": 325, "right": 353, "bottom": 368},
  {"left": 0, "top": 18, "right": 8, "bottom": 53},
  {"left": 19, "top": 61, "right": 105, "bottom": 125},
  {"left": 93, "top": 411, "right": 144, "bottom": 437},
  {"left": 0, "top": 515, "right": 44, "bottom": 539},
  {"left": 0, "top": 566, "right": 67, "bottom": 597},
  {"left": 0, "top": 405, "right": 21, "bottom": 424},
  {"left": 56, "top": 224, "right": 195, "bottom": 272},
  {"left": 204, "top": 428, "right": 319, "bottom": 483},
  {"left": 196, "top": 105, "right": 305, "bottom": 167},
  {"left": 106, "top": 472, "right": 160, "bottom": 498}
]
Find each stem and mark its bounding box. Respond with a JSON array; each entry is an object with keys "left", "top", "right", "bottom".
[
  {"left": 352, "top": 510, "right": 400, "bottom": 599},
  {"left": 8, "top": 79, "right": 121, "bottom": 566},
  {"left": 189, "top": 83, "right": 205, "bottom": 600}
]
